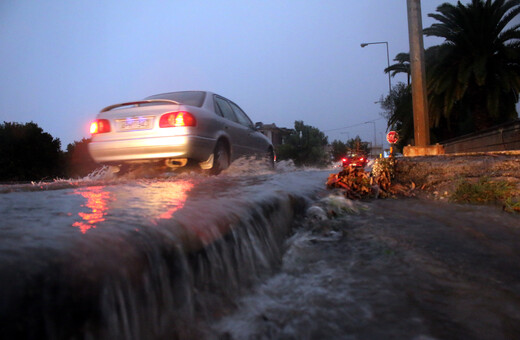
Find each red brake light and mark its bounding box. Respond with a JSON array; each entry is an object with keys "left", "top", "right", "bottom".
[
  {"left": 159, "top": 111, "right": 196, "bottom": 128},
  {"left": 90, "top": 119, "right": 111, "bottom": 134}
]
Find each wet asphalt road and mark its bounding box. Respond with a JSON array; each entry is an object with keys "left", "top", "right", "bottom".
[
  {"left": 353, "top": 199, "right": 520, "bottom": 340},
  {"left": 213, "top": 197, "right": 520, "bottom": 340}
]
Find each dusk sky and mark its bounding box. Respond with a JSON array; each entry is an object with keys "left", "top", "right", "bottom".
[{"left": 0, "top": 0, "right": 483, "bottom": 150}]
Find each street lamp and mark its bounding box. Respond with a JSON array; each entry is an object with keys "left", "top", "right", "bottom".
[
  {"left": 364, "top": 121, "right": 377, "bottom": 156},
  {"left": 360, "top": 41, "right": 392, "bottom": 94}
]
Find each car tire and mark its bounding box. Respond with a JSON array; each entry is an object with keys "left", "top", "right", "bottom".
[{"left": 209, "top": 141, "right": 230, "bottom": 175}]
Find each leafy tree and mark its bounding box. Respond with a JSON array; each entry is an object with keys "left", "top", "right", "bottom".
[
  {"left": 383, "top": 50, "right": 485, "bottom": 141},
  {"left": 275, "top": 121, "right": 328, "bottom": 166},
  {"left": 424, "top": 0, "right": 520, "bottom": 131},
  {"left": 65, "top": 138, "right": 99, "bottom": 178},
  {"left": 345, "top": 136, "right": 371, "bottom": 155},
  {"left": 380, "top": 82, "right": 414, "bottom": 150},
  {"left": 0, "top": 121, "right": 64, "bottom": 181},
  {"left": 331, "top": 140, "right": 348, "bottom": 161},
  {"left": 331, "top": 136, "right": 371, "bottom": 161},
  {"left": 381, "top": 0, "right": 520, "bottom": 142}
]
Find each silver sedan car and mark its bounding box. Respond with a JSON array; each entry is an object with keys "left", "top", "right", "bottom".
[{"left": 88, "top": 91, "right": 274, "bottom": 174}]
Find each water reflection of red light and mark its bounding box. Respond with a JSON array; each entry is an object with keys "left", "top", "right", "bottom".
[
  {"left": 152, "top": 181, "right": 194, "bottom": 224},
  {"left": 72, "top": 186, "right": 111, "bottom": 233}
]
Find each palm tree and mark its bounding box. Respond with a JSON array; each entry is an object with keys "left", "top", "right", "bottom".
[
  {"left": 384, "top": 53, "right": 411, "bottom": 86},
  {"left": 424, "top": 0, "right": 520, "bottom": 131}
]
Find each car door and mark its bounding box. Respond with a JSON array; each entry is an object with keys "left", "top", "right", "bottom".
[
  {"left": 213, "top": 96, "right": 249, "bottom": 159},
  {"left": 227, "top": 101, "right": 267, "bottom": 155}
]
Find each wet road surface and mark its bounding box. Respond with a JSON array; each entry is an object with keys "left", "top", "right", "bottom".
[
  {"left": 213, "top": 197, "right": 520, "bottom": 340},
  {"left": 1, "top": 162, "right": 520, "bottom": 339}
]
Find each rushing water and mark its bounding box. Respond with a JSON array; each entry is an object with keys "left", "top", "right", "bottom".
[
  {"left": 1, "top": 160, "right": 519, "bottom": 339},
  {"left": 0, "top": 160, "right": 329, "bottom": 339}
]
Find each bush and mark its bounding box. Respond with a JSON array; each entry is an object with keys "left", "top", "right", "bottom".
[
  {"left": 0, "top": 122, "right": 64, "bottom": 181},
  {"left": 65, "top": 138, "right": 99, "bottom": 178},
  {"left": 451, "top": 177, "right": 520, "bottom": 212}
]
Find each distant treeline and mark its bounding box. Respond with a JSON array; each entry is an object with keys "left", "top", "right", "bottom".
[{"left": 0, "top": 121, "right": 98, "bottom": 182}]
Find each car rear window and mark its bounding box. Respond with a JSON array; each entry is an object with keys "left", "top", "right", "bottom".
[{"left": 144, "top": 91, "right": 206, "bottom": 107}]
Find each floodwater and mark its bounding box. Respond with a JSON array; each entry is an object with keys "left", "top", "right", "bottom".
[{"left": 1, "top": 160, "right": 519, "bottom": 339}]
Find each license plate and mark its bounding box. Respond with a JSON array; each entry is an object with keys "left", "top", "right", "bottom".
[{"left": 117, "top": 117, "right": 153, "bottom": 131}]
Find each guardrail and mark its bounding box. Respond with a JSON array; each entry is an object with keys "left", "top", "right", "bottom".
[{"left": 442, "top": 119, "right": 520, "bottom": 154}]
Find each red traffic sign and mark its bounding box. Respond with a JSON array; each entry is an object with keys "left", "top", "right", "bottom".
[{"left": 386, "top": 131, "right": 399, "bottom": 144}]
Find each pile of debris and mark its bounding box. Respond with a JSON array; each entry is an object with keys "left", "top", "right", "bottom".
[
  {"left": 326, "top": 166, "right": 372, "bottom": 199},
  {"left": 326, "top": 157, "right": 414, "bottom": 199}
]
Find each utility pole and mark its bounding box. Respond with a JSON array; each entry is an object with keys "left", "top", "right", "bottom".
[
  {"left": 404, "top": 0, "right": 444, "bottom": 156},
  {"left": 406, "top": 0, "right": 429, "bottom": 147}
]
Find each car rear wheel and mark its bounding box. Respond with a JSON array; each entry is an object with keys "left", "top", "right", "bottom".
[{"left": 209, "top": 141, "right": 230, "bottom": 175}]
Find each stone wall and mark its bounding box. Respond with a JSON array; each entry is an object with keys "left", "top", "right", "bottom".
[{"left": 394, "top": 152, "right": 520, "bottom": 199}]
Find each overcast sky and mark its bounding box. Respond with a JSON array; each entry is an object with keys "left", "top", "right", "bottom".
[{"left": 0, "top": 0, "right": 480, "bottom": 150}]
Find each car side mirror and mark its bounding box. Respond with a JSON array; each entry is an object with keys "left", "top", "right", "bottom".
[{"left": 254, "top": 122, "right": 263, "bottom": 130}]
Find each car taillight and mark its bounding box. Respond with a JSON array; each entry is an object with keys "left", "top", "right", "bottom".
[
  {"left": 342, "top": 158, "right": 347, "bottom": 162},
  {"left": 159, "top": 112, "right": 196, "bottom": 128},
  {"left": 90, "top": 119, "right": 111, "bottom": 134}
]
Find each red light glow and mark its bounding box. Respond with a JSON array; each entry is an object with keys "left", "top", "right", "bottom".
[
  {"left": 151, "top": 181, "right": 194, "bottom": 223},
  {"left": 159, "top": 112, "right": 196, "bottom": 128},
  {"left": 90, "top": 119, "right": 111, "bottom": 134},
  {"left": 72, "top": 186, "right": 111, "bottom": 233}
]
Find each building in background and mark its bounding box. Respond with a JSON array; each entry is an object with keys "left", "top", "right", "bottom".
[{"left": 256, "top": 123, "right": 293, "bottom": 146}]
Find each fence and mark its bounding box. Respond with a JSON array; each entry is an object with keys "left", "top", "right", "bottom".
[{"left": 442, "top": 119, "right": 520, "bottom": 154}]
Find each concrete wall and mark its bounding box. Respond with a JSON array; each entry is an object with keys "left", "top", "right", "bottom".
[{"left": 442, "top": 120, "right": 520, "bottom": 154}]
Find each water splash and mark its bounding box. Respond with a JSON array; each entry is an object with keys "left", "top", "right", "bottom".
[{"left": 0, "top": 168, "right": 331, "bottom": 339}]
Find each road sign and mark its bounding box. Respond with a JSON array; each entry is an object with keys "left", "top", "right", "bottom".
[{"left": 387, "top": 131, "right": 399, "bottom": 144}]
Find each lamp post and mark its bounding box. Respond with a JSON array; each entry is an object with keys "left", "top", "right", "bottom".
[
  {"left": 364, "top": 121, "right": 377, "bottom": 156},
  {"left": 360, "top": 41, "right": 392, "bottom": 95}
]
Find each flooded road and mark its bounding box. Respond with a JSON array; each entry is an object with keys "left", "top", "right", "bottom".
[
  {"left": 0, "top": 161, "right": 328, "bottom": 339},
  {"left": 1, "top": 161, "right": 520, "bottom": 339}
]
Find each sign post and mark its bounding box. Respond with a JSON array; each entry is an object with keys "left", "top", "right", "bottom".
[{"left": 386, "top": 131, "right": 399, "bottom": 156}]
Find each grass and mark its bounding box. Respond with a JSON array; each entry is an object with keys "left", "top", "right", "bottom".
[
  {"left": 451, "top": 177, "right": 520, "bottom": 213},
  {"left": 504, "top": 197, "right": 520, "bottom": 213}
]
